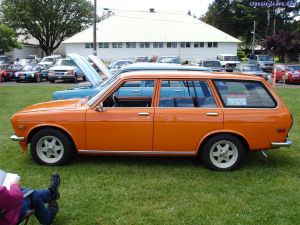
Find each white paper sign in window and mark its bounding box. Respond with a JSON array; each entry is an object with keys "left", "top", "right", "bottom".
[{"left": 227, "top": 97, "right": 247, "bottom": 106}]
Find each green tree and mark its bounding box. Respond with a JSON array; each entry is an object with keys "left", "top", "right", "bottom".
[
  {"left": 0, "top": 24, "right": 22, "bottom": 52},
  {"left": 202, "top": 0, "right": 299, "bottom": 51},
  {"left": 0, "top": 0, "right": 94, "bottom": 55}
]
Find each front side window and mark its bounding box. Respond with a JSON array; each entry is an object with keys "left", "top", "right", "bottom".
[
  {"left": 213, "top": 80, "right": 277, "bottom": 108},
  {"left": 103, "top": 80, "right": 155, "bottom": 107},
  {"left": 159, "top": 80, "right": 217, "bottom": 108}
]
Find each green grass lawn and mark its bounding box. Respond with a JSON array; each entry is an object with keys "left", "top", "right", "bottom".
[{"left": 0, "top": 85, "right": 299, "bottom": 225}]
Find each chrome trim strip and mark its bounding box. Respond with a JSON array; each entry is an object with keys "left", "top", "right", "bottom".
[
  {"left": 10, "top": 134, "right": 25, "bottom": 141},
  {"left": 78, "top": 150, "right": 195, "bottom": 156},
  {"left": 271, "top": 139, "right": 292, "bottom": 148}
]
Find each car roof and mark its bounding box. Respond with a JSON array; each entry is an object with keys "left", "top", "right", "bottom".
[
  {"left": 117, "top": 70, "right": 264, "bottom": 81},
  {"left": 120, "top": 63, "right": 210, "bottom": 71}
]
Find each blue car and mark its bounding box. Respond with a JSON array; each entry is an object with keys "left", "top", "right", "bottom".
[
  {"left": 52, "top": 54, "right": 211, "bottom": 100},
  {"left": 15, "top": 64, "right": 48, "bottom": 82}
]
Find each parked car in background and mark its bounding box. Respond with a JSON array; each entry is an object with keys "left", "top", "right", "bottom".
[
  {"left": 1, "top": 64, "right": 23, "bottom": 82},
  {"left": 191, "top": 59, "right": 222, "bottom": 71},
  {"left": 133, "top": 56, "right": 149, "bottom": 63},
  {"left": 11, "top": 70, "right": 293, "bottom": 171},
  {"left": 38, "top": 55, "right": 62, "bottom": 68},
  {"left": 0, "top": 64, "right": 9, "bottom": 82},
  {"left": 248, "top": 54, "right": 274, "bottom": 72},
  {"left": 47, "top": 58, "right": 85, "bottom": 83},
  {"left": 235, "top": 64, "right": 269, "bottom": 80},
  {"left": 108, "top": 60, "right": 133, "bottom": 74},
  {"left": 0, "top": 55, "right": 13, "bottom": 64},
  {"left": 52, "top": 54, "right": 210, "bottom": 100},
  {"left": 272, "top": 64, "right": 300, "bottom": 83},
  {"left": 14, "top": 59, "right": 32, "bottom": 67},
  {"left": 156, "top": 56, "right": 181, "bottom": 64},
  {"left": 217, "top": 54, "right": 240, "bottom": 72},
  {"left": 15, "top": 64, "right": 48, "bottom": 82},
  {"left": 26, "top": 55, "right": 41, "bottom": 63}
]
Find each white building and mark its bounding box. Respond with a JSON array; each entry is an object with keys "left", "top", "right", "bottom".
[{"left": 63, "top": 10, "right": 241, "bottom": 61}]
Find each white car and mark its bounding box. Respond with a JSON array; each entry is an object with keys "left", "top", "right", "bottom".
[
  {"left": 217, "top": 54, "right": 240, "bottom": 72},
  {"left": 47, "top": 58, "right": 85, "bottom": 83},
  {"left": 38, "top": 55, "right": 62, "bottom": 68}
]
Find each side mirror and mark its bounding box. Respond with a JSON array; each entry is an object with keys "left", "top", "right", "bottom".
[{"left": 96, "top": 102, "right": 106, "bottom": 112}]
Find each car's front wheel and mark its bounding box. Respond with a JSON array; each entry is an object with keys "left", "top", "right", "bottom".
[
  {"left": 201, "top": 134, "right": 244, "bottom": 171},
  {"left": 30, "top": 128, "right": 74, "bottom": 166}
]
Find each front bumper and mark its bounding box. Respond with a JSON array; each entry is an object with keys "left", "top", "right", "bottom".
[
  {"left": 271, "top": 139, "right": 292, "bottom": 148},
  {"left": 10, "top": 134, "right": 25, "bottom": 141}
]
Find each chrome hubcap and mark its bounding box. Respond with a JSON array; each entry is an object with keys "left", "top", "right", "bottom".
[
  {"left": 209, "top": 140, "right": 238, "bottom": 169},
  {"left": 36, "top": 136, "right": 64, "bottom": 163}
]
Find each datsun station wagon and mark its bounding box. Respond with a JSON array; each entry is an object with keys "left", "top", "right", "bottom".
[{"left": 10, "top": 71, "right": 293, "bottom": 171}]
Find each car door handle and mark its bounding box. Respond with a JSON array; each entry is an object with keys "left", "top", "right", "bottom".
[
  {"left": 174, "top": 89, "right": 182, "bottom": 92},
  {"left": 138, "top": 112, "right": 150, "bottom": 116},
  {"left": 132, "top": 89, "right": 140, "bottom": 92},
  {"left": 206, "top": 112, "right": 219, "bottom": 116}
]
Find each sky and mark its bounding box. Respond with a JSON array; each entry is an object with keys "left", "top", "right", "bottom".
[{"left": 95, "top": 0, "right": 215, "bottom": 18}]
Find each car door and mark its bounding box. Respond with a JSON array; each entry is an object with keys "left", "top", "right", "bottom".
[
  {"left": 85, "top": 79, "right": 156, "bottom": 151},
  {"left": 153, "top": 79, "right": 223, "bottom": 152}
]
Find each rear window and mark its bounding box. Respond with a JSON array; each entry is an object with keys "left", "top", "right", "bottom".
[{"left": 213, "top": 80, "right": 277, "bottom": 108}]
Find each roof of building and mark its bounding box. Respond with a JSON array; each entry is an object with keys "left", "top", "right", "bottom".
[{"left": 63, "top": 10, "right": 241, "bottom": 44}]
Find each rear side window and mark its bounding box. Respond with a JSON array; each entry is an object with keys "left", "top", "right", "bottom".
[{"left": 213, "top": 80, "right": 277, "bottom": 108}]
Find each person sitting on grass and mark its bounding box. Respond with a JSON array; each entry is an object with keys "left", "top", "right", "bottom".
[{"left": 0, "top": 173, "right": 60, "bottom": 225}]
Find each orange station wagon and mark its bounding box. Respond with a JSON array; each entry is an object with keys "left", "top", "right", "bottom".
[{"left": 10, "top": 71, "right": 293, "bottom": 171}]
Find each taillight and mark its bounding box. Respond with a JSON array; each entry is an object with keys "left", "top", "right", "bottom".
[{"left": 70, "top": 70, "right": 74, "bottom": 75}]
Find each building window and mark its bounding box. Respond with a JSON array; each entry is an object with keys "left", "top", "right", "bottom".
[
  {"left": 153, "top": 42, "right": 163, "bottom": 48},
  {"left": 126, "top": 42, "right": 136, "bottom": 48},
  {"left": 99, "top": 42, "right": 109, "bottom": 48},
  {"left": 85, "top": 43, "right": 93, "bottom": 48},
  {"left": 167, "top": 42, "right": 177, "bottom": 48},
  {"left": 208, "top": 42, "right": 218, "bottom": 48},
  {"left": 180, "top": 42, "right": 191, "bottom": 48},
  {"left": 194, "top": 42, "right": 204, "bottom": 48},
  {"left": 140, "top": 42, "right": 150, "bottom": 48},
  {"left": 112, "top": 42, "right": 123, "bottom": 48}
]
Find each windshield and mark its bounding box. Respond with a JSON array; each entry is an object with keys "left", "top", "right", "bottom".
[
  {"left": 87, "top": 77, "right": 119, "bottom": 106},
  {"left": 203, "top": 61, "right": 221, "bottom": 67},
  {"left": 287, "top": 65, "right": 300, "bottom": 71},
  {"left": 224, "top": 56, "right": 239, "bottom": 61},
  {"left": 257, "top": 55, "right": 272, "bottom": 61},
  {"left": 23, "top": 65, "right": 38, "bottom": 71},
  {"left": 241, "top": 65, "right": 261, "bottom": 72},
  {"left": 55, "top": 59, "right": 76, "bottom": 66},
  {"left": 8, "top": 65, "right": 22, "bottom": 70},
  {"left": 41, "top": 58, "right": 54, "bottom": 62},
  {"left": 112, "top": 60, "right": 133, "bottom": 67},
  {"left": 157, "top": 57, "right": 180, "bottom": 64}
]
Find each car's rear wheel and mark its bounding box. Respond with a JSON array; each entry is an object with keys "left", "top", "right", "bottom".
[
  {"left": 201, "top": 134, "right": 244, "bottom": 171},
  {"left": 30, "top": 128, "right": 73, "bottom": 166}
]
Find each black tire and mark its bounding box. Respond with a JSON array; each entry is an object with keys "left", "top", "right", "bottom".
[
  {"left": 73, "top": 74, "right": 78, "bottom": 83},
  {"left": 30, "top": 128, "right": 74, "bottom": 166},
  {"left": 35, "top": 75, "right": 41, "bottom": 83},
  {"left": 200, "top": 134, "right": 244, "bottom": 171},
  {"left": 49, "top": 79, "right": 55, "bottom": 83},
  {"left": 82, "top": 76, "right": 86, "bottom": 81},
  {"left": 16, "top": 79, "right": 20, "bottom": 83}
]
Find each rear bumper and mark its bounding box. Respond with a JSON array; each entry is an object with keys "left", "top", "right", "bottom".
[
  {"left": 271, "top": 139, "right": 292, "bottom": 148},
  {"left": 10, "top": 134, "right": 25, "bottom": 141}
]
